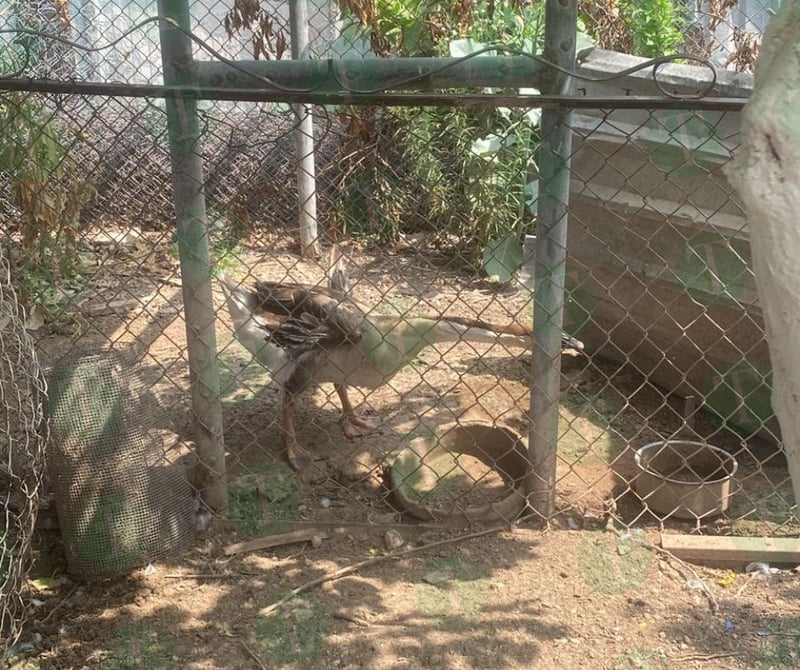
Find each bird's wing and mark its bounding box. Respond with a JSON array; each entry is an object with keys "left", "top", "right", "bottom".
[{"left": 251, "top": 281, "right": 364, "bottom": 352}]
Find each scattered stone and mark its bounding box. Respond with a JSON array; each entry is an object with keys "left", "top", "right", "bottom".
[
  {"left": 384, "top": 530, "right": 405, "bottom": 551},
  {"left": 422, "top": 570, "right": 452, "bottom": 586},
  {"left": 338, "top": 455, "right": 379, "bottom": 482}
]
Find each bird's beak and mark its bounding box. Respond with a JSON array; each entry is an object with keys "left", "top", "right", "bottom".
[{"left": 561, "top": 334, "right": 586, "bottom": 356}]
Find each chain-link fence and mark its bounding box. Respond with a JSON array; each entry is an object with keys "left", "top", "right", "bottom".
[{"left": 0, "top": 0, "right": 792, "bottom": 655}]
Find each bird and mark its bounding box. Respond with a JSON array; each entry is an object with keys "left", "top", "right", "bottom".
[{"left": 219, "top": 269, "right": 584, "bottom": 471}]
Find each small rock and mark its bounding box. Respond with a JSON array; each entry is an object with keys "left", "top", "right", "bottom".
[
  {"left": 338, "top": 457, "right": 376, "bottom": 482},
  {"left": 195, "top": 511, "right": 213, "bottom": 532},
  {"left": 298, "top": 504, "right": 308, "bottom": 513},
  {"left": 311, "top": 534, "right": 323, "bottom": 549},
  {"left": 304, "top": 558, "right": 312, "bottom": 567},
  {"left": 384, "top": 530, "right": 405, "bottom": 551},
  {"left": 429, "top": 654, "right": 443, "bottom": 666},
  {"left": 746, "top": 561, "right": 779, "bottom": 577},
  {"left": 686, "top": 578, "right": 706, "bottom": 591},
  {"left": 422, "top": 570, "right": 452, "bottom": 585}
]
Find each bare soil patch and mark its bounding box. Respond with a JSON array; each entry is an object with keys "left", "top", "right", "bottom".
[{"left": 17, "top": 232, "right": 799, "bottom": 669}]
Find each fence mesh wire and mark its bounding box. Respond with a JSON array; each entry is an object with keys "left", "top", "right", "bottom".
[
  {"left": 0, "top": 246, "right": 47, "bottom": 649},
  {"left": 0, "top": 0, "right": 793, "bottom": 654}
]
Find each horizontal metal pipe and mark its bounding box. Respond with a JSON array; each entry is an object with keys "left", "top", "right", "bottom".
[
  {"left": 195, "top": 56, "right": 546, "bottom": 93},
  {"left": 0, "top": 78, "right": 748, "bottom": 110}
]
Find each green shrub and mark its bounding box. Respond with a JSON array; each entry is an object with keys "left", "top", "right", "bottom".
[{"left": 0, "top": 90, "right": 96, "bottom": 316}]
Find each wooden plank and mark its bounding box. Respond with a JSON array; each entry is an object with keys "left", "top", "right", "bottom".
[
  {"left": 661, "top": 534, "right": 800, "bottom": 564},
  {"left": 223, "top": 529, "right": 329, "bottom": 556}
]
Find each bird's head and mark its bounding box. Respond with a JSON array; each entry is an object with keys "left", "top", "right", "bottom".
[
  {"left": 561, "top": 333, "right": 585, "bottom": 356},
  {"left": 496, "top": 321, "right": 585, "bottom": 355}
]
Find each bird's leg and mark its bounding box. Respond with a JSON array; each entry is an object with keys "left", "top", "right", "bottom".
[
  {"left": 282, "top": 396, "right": 313, "bottom": 470},
  {"left": 334, "top": 383, "right": 382, "bottom": 438},
  {"left": 282, "top": 360, "right": 318, "bottom": 470}
]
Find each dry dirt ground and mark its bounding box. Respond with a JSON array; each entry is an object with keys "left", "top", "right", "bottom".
[
  {"left": 12, "top": 231, "right": 800, "bottom": 669},
  {"left": 16, "top": 525, "right": 800, "bottom": 670}
]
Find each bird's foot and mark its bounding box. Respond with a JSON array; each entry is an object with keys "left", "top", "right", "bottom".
[
  {"left": 286, "top": 441, "right": 314, "bottom": 471},
  {"left": 341, "top": 413, "right": 383, "bottom": 439}
]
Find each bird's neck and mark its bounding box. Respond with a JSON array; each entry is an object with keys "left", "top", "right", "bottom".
[
  {"left": 362, "top": 314, "right": 531, "bottom": 374},
  {"left": 361, "top": 316, "right": 440, "bottom": 374}
]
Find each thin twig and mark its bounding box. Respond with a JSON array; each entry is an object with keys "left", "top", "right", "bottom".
[
  {"left": 608, "top": 528, "right": 720, "bottom": 614},
  {"left": 162, "top": 573, "right": 242, "bottom": 579},
  {"left": 259, "top": 523, "right": 511, "bottom": 617},
  {"left": 671, "top": 651, "right": 742, "bottom": 662},
  {"left": 649, "top": 542, "right": 720, "bottom": 614},
  {"left": 39, "top": 582, "right": 80, "bottom": 625},
  {"left": 736, "top": 573, "right": 761, "bottom": 596},
  {"left": 332, "top": 611, "right": 372, "bottom": 628},
  {"left": 224, "top": 529, "right": 329, "bottom": 556},
  {"left": 238, "top": 638, "right": 268, "bottom": 670}
]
